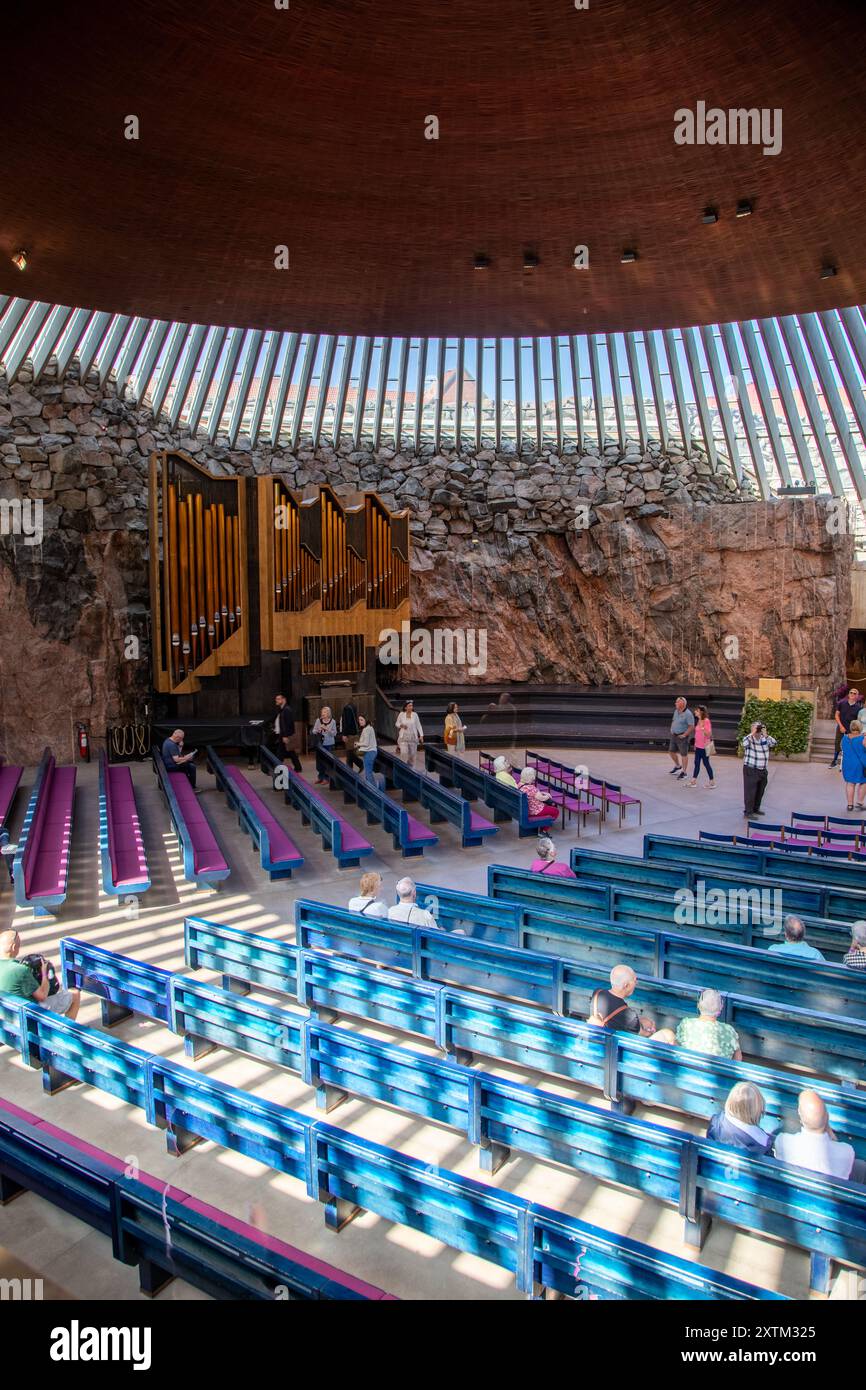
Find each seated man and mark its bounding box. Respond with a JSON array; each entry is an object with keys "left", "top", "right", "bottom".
[
  {"left": 767, "top": 914, "right": 825, "bottom": 962},
  {"left": 843, "top": 920, "right": 866, "bottom": 971},
  {"left": 589, "top": 964, "right": 644, "bottom": 1034},
  {"left": 0, "top": 930, "right": 80, "bottom": 1019},
  {"left": 162, "top": 728, "right": 198, "bottom": 788},
  {"left": 676, "top": 988, "right": 742, "bottom": 1060},
  {"left": 387, "top": 876, "right": 437, "bottom": 928},
  {"left": 774, "top": 1089, "right": 866, "bottom": 1183},
  {"left": 348, "top": 870, "right": 388, "bottom": 919},
  {"left": 706, "top": 1081, "right": 775, "bottom": 1156}
]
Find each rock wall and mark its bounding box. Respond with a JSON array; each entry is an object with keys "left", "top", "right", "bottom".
[{"left": 0, "top": 360, "right": 853, "bottom": 761}]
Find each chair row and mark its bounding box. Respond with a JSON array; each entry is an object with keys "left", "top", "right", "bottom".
[
  {"left": 259, "top": 747, "right": 373, "bottom": 869},
  {"left": 704, "top": 828, "right": 866, "bottom": 862},
  {"left": 0, "top": 999, "right": 779, "bottom": 1301},
  {"left": 290, "top": 898, "right": 866, "bottom": 1082},
  {"left": 0, "top": 1097, "right": 393, "bottom": 1301},
  {"left": 563, "top": 843, "right": 866, "bottom": 925},
  {"left": 207, "top": 747, "right": 304, "bottom": 879},
  {"left": 13, "top": 747, "right": 76, "bottom": 915},
  {"left": 424, "top": 743, "right": 558, "bottom": 835},
  {"left": 98, "top": 749, "right": 150, "bottom": 899},
  {"left": 60, "top": 936, "right": 864, "bottom": 1294},
  {"left": 151, "top": 746, "right": 229, "bottom": 890},
  {"left": 525, "top": 749, "right": 642, "bottom": 827},
  {"left": 477, "top": 751, "right": 602, "bottom": 834},
  {"left": 375, "top": 747, "right": 498, "bottom": 848},
  {"left": 649, "top": 832, "right": 866, "bottom": 900},
  {"left": 314, "top": 746, "right": 438, "bottom": 857}
]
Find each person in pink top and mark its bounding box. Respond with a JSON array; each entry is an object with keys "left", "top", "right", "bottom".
[
  {"left": 530, "top": 836, "right": 577, "bottom": 878},
  {"left": 690, "top": 704, "right": 716, "bottom": 787},
  {"left": 518, "top": 766, "right": 555, "bottom": 818}
]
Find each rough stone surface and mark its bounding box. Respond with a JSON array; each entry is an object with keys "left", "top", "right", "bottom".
[{"left": 0, "top": 365, "right": 853, "bottom": 759}]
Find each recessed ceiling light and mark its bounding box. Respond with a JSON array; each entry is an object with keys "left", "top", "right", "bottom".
[
  {"left": 473, "top": 252, "right": 491, "bottom": 270},
  {"left": 702, "top": 207, "right": 719, "bottom": 224},
  {"left": 11, "top": 250, "right": 27, "bottom": 271},
  {"left": 621, "top": 249, "right": 638, "bottom": 263},
  {"left": 523, "top": 250, "right": 540, "bottom": 269},
  {"left": 736, "top": 199, "right": 753, "bottom": 218},
  {"left": 820, "top": 262, "right": 838, "bottom": 279}
]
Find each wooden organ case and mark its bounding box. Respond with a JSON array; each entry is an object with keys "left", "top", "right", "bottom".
[
  {"left": 149, "top": 452, "right": 249, "bottom": 695},
  {"left": 149, "top": 452, "right": 410, "bottom": 704}
]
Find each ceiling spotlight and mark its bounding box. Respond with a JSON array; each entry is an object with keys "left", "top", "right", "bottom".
[
  {"left": 621, "top": 249, "right": 638, "bottom": 264},
  {"left": 702, "top": 207, "right": 719, "bottom": 224},
  {"left": 11, "top": 250, "right": 27, "bottom": 271},
  {"left": 523, "top": 250, "right": 540, "bottom": 270},
  {"left": 736, "top": 199, "right": 753, "bottom": 218},
  {"left": 473, "top": 252, "right": 491, "bottom": 270},
  {"left": 820, "top": 262, "right": 838, "bottom": 279}
]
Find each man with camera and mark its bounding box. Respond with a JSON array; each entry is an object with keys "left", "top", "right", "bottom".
[
  {"left": 741, "top": 720, "right": 777, "bottom": 819},
  {"left": 0, "top": 930, "right": 80, "bottom": 1018}
]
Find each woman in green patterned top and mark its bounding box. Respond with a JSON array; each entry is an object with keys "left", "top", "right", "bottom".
[{"left": 675, "top": 988, "right": 742, "bottom": 1059}]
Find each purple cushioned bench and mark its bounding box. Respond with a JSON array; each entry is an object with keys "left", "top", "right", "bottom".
[
  {"left": 168, "top": 773, "right": 230, "bottom": 884},
  {"left": 14, "top": 752, "right": 76, "bottom": 915},
  {"left": 0, "top": 1097, "right": 396, "bottom": 1300},
  {"left": 223, "top": 763, "right": 304, "bottom": 878},
  {"left": 293, "top": 773, "right": 374, "bottom": 867},
  {"left": 102, "top": 758, "right": 150, "bottom": 895},
  {"left": 0, "top": 762, "right": 23, "bottom": 847}
]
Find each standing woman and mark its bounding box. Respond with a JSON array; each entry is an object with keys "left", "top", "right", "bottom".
[
  {"left": 396, "top": 700, "right": 424, "bottom": 768},
  {"left": 356, "top": 713, "right": 378, "bottom": 784},
  {"left": 444, "top": 701, "right": 466, "bottom": 754},
  {"left": 841, "top": 718, "right": 866, "bottom": 812},
  {"left": 311, "top": 705, "right": 338, "bottom": 785},
  {"left": 690, "top": 705, "right": 716, "bottom": 787}
]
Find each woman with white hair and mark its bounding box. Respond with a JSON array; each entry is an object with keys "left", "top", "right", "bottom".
[
  {"left": 493, "top": 755, "right": 517, "bottom": 786},
  {"left": 530, "top": 836, "right": 576, "bottom": 878},
  {"left": 518, "top": 766, "right": 554, "bottom": 818},
  {"left": 706, "top": 1082, "right": 775, "bottom": 1156}
]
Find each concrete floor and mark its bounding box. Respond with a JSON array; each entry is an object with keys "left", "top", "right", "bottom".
[{"left": 0, "top": 743, "right": 859, "bottom": 1301}]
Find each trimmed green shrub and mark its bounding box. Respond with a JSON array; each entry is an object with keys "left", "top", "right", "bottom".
[{"left": 736, "top": 696, "right": 813, "bottom": 758}]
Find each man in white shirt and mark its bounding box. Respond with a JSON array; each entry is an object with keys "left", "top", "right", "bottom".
[
  {"left": 387, "top": 877, "right": 438, "bottom": 928},
  {"left": 774, "top": 1090, "right": 865, "bottom": 1182},
  {"left": 347, "top": 870, "right": 388, "bottom": 919}
]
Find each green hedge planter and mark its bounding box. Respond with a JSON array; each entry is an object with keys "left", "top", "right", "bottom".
[{"left": 736, "top": 696, "right": 813, "bottom": 759}]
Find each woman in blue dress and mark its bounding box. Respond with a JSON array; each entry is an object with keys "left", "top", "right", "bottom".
[{"left": 840, "top": 718, "right": 866, "bottom": 812}]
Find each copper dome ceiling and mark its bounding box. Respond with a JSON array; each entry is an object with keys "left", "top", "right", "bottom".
[{"left": 1, "top": 0, "right": 865, "bottom": 337}]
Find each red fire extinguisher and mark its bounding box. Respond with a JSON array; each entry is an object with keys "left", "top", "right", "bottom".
[{"left": 76, "top": 722, "right": 91, "bottom": 762}]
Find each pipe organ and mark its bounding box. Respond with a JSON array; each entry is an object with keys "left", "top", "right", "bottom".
[
  {"left": 258, "top": 479, "right": 411, "bottom": 654},
  {"left": 149, "top": 451, "right": 410, "bottom": 697},
  {"left": 149, "top": 453, "right": 249, "bottom": 695}
]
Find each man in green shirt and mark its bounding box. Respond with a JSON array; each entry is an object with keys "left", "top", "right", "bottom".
[
  {"left": 0, "top": 930, "right": 79, "bottom": 1017},
  {"left": 676, "top": 987, "right": 742, "bottom": 1060}
]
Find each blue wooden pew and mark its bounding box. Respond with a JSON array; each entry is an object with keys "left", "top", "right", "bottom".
[
  {"left": 645, "top": 832, "right": 866, "bottom": 909},
  {"left": 13, "top": 747, "right": 76, "bottom": 916},
  {"left": 375, "top": 747, "right": 498, "bottom": 848},
  {"left": 314, "top": 746, "right": 438, "bottom": 857},
  {"left": 73, "top": 928, "right": 866, "bottom": 1163},
  {"left": 207, "top": 746, "right": 304, "bottom": 879},
  {"left": 421, "top": 876, "right": 866, "bottom": 1020},
  {"left": 46, "top": 949, "right": 864, "bottom": 1293},
  {"left": 508, "top": 850, "right": 856, "bottom": 961},
  {"left": 2, "top": 1004, "right": 781, "bottom": 1300},
  {"left": 0, "top": 1100, "right": 393, "bottom": 1300},
  {"left": 292, "top": 898, "right": 866, "bottom": 1082},
  {"left": 259, "top": 747, "right": 373, "bottom": 869},
  {"left": 98, "top": 749, "right": 150, "bottom": 900},
  {"left": 423, "top": 743, "right": 558, "bottom": 836},
  {"left": 61, "top": 938, "right": 172, "bottom": 1028}
]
